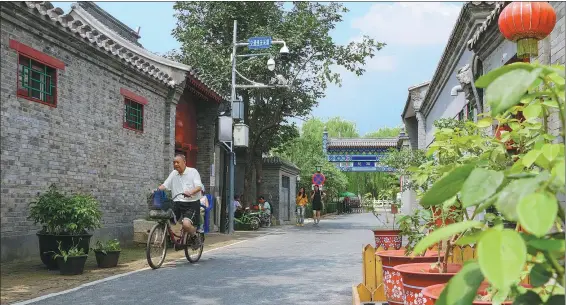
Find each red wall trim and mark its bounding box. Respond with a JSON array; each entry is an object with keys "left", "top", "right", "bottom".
[
  {"left": 9, "top": 39, "right": 65, "bottom": 70},
  {"left": 120, "top": 88, "right": 148, "bottom": 105}
]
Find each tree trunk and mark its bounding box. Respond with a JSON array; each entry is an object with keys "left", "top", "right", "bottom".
[
  {"left": 243, "top": 152, "right": 254, "bottom": 207},
  {"left": 254, "top": 151, "right": 263, "bottom": 199}
]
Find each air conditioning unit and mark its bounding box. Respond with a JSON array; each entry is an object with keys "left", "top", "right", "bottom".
[{"left": 233, "top": 123, "right": 249, "bottom": 147}]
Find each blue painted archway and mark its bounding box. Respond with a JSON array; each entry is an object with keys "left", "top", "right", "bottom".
[{"left": 322, "top": 128, "right": 409, "bottom": 172}]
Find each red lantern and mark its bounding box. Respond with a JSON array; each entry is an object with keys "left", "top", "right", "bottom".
[{"left": 498, "top": 2, "right": 557, "bottom": 59}]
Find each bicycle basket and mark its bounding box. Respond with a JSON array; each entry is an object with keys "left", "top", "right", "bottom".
[
  {"left": 149, "top": 209, "right": 174, "bottom": 220},
  {"left": 147, "top": 190, "right": 173, "bottom": 211}
]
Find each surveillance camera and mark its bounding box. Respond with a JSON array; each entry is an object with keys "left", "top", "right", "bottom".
[
  {"left": 267, "top": 58, "right": 276, "bottom": 71},
  {"left": 279, "top": 44, "right": 289, "bottom": 55}
]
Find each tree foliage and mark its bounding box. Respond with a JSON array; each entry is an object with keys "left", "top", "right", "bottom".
[
  {"left": 169, "top": 2, "right": 385, "bottom": 203},
  {"left": 273, "top": 117, "right": 353, "bottom": 198},
  {"left": 364, "top": 126, "right": 402, "bottom": 138},
  {"left": 275, "top": 117, "right": 403, "bottom": 200}
]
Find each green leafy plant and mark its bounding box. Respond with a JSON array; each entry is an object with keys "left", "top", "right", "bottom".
[
  {"left": 52, "top": 241, "right": 87, "bottom": 262},
  {"left": 91, "top": 239, "right": 121, "bottom": 254},
  {"left": 28, "top": 185, "right": 102, "bottom": 235},
  {"left": 413, "top": 62, "right": 565, "bottom": 304},
  {"left": 396, "top": 209, "right": 433, "bottom": 256}
]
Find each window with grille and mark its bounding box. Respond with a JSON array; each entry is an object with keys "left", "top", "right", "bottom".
[
  {"left": 123, "top": 98, "right": 144, "bottom": 132},
  {"left": 18, "top": 55, "right": 57, "bottom": 106},
  {"left": 466, "top": 103, "right": 475, "bottom": 121}
]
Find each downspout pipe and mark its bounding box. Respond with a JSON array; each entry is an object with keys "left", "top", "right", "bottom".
[
  {"left": 450, "top": 85, "right": 463, "bottom": 96},
  {"left": 470, "top": 53, "right": 483, "bottom": 113}
]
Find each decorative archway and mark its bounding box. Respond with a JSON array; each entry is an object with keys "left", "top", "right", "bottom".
[{"left": 322, "top": 128, "right": 408, "bottom": 172}]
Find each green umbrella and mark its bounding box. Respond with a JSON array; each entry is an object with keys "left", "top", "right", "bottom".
[{"left": 339, "top": 192, "right": 356, "bottom": 197}]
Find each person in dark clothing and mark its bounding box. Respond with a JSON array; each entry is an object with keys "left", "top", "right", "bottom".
[{"left": 310, "top": 185, "right": 325, "bottom": 225}]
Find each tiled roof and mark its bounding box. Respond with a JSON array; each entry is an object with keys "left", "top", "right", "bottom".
[
  {"left": 327, "top": 138, "right": 399, "bottom": 148},
  {"left": 19, "top": 1, "right": 227, "bottom": 101},
  {"left": 262, "top": 157, "right": 300, "bottom": 171},
  {"left": 467, "top": 2, "right": 507, "bottom": 51}
]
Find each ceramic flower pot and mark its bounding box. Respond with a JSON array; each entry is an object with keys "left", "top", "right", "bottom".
[
  {"left": 55, "top": 255, "right": 88, "bottom": 275},
  {"left": 372, "top": 229, "right": 402, "bottom": 250},
  {"left": 94, "top": 250, "right": 121, "bottom": 268},
  {"left": 376, "top": 250, "right": 443, "bottom": 305},
  {"left": 423, "top": 283, "right": 515, "bottom": 304},
  {"left": 37, "top": 232, "right": 92, "bottom": 270},
  {"left": 394, "top": 263, "right": 462, "bottom": 305}
]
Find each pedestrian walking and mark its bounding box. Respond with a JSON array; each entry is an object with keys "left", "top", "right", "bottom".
[
  {"left": 295, "top": 187, "right": 308, "bottom": 226},
  {"left": 310, "top": 185, "right": 325, "bottom": 225}
]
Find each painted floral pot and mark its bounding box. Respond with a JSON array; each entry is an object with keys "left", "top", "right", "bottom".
[
  {"left": 394, "top": 263, "right": 462, "bottom": 305},
  {"left": 423, "top": 283, "right": 515, "bottom": 305},
  {"left": 376, "top": 250, "right": 442, "bottom": 305},
  {"left": 372, "top": 229, "right": 402, "bottom": 250}
]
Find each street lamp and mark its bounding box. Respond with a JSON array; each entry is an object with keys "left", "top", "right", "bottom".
[{"left": 221, "top": 20, "right": 290, "bottom": 234}]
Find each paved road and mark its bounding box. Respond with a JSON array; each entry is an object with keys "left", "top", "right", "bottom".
[{"left": 24, "top": 213, "right": 378, "bottom": 305}]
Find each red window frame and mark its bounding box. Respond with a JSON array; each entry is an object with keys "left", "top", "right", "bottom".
[
  {"left": 121, "top": 88, "right": 148, "bottom": 133},
  {"left": 10, "top": 40, "right": 65, "bottom": 107}
]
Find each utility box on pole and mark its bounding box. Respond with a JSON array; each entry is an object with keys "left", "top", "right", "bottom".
[
  {"left": 233, "top": 123, "right": 249, "bottom": 147},
  {"left": 218, "top": 116, "right": 233, "bottom": 143}
]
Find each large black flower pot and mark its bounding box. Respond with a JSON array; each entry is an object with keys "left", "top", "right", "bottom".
[
  {"left": 37, "top": 232, "right": 92, "bottom": 269},
  {"left": 94, "top": 251, "right": 121, "bottom": 268},
  {"left": 56, "top": 255, "right": 88, "bottom": 275}
]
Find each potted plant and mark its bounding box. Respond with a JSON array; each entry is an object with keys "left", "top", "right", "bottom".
[
  {"left": 92, "top": 239, "right": 121, "bottom": 268},
  {"left": 414, "top": 62, "right": 565, "bottom": 304},
  {"left": 371, "top": 203, "right": 402, "bottom": 250},
  {"left": 370, "top": 176, "right": 405, "bottom": 250},
  {"left": 52, "top": 241, "right": 88, "bottom": 275},
  {"left": 376, "top": 249, "right": 444, "bottom": 305},
  {"left": 423, "top": 282, "right": 521, "bottom": 305},
  {"left": 387, "top": 116, "right": 506, "bottom": 305},
  {"left": 28, "top": 185, "right": 102, "bottom": 269}
]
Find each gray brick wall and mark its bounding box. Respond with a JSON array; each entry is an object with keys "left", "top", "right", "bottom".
[
  {"left": 531, "top": 2, "right": 565, "bottom": 142},
  {"left": 261, "top": 163, "right": 298, "bottom": 224},
  {"left": 0, "top": 5, "right": 218, "bottom": 261},
  {"left": 0, "top": 11, "right": 173, "bottom": 261},
  {"left": 404, "top": 117, "right": 419, "bottom": 150},
  {"left": 195, "top": 97, "right": 219, "bottom": 192}
]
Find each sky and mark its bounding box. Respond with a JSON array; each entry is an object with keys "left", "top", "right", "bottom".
[{"left": 53, "top": 1, "right": 463, "bottom": 136}]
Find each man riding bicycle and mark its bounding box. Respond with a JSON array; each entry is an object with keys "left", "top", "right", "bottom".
[{"left": 156, "top": 154, "right": 204, "bottom": 239}]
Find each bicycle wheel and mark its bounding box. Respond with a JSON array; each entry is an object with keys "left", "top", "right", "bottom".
[
  {"left": 184, "top": 233, "right": 204, "bottom": 263},
  {"left": 250, "top": 217, "right": 260, "bottom": 230},
  {"left": 146, "top": 222, "right": 168, "bottom": 269}
]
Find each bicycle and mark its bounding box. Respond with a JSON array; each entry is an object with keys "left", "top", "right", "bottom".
[
  {"left": 146, "top": 193, "right": 205, "bottom": 269},
  {"left": 225, "top": 208, "right": 261, "bottom": 232}
]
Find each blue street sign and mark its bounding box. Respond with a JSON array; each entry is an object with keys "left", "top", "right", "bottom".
[{"left": 248, "top": 36, "right": 272, "bottom": 49}]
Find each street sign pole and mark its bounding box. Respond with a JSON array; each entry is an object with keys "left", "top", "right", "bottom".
[{"left": 227, "top": 20, "right": 238, "bottom": 235}]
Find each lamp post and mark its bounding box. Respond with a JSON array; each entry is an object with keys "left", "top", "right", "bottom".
[{"left": 221, "top": 20, "right": 289, "bottom": 234}]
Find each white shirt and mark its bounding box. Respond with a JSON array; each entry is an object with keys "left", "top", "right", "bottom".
[
  {"left": 262, "top": 202, "right": 271, "bottom": 215},
  {"left": 163, "top": 167, "right": 203, "bottom": 202}
]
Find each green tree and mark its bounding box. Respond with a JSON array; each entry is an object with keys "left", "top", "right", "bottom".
[
  {"left": 274, "top": 117, "right": 360, "bottom": 198},
  {"left": 364, "top": 126, "right": 402, "bottom": 138},
  {"left": 169, "top": 2, "right": 385, "bottom": 204}
]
